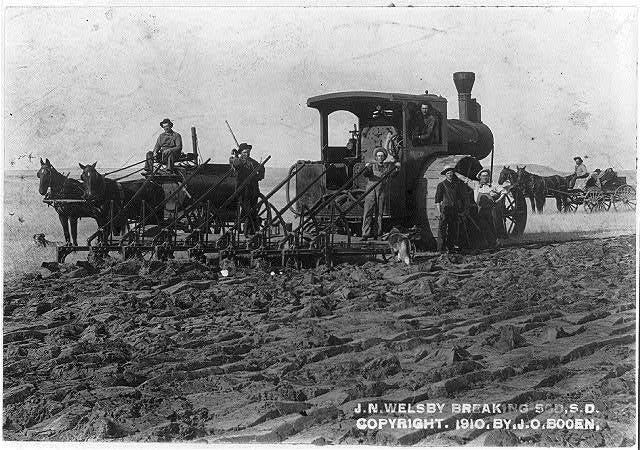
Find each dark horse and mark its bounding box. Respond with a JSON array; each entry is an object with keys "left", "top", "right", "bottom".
[
  {"left": 498, "top": 166, "right": 518, "bottom": 186},
  {"left": 79, "top": 162, "right": 165, "bottom": 239},
  {"left": 37, "top": 158, "right": 102, "bottom": 246},
  {"left": 516, "top": 166, "right": 569, "bottom": 213}
]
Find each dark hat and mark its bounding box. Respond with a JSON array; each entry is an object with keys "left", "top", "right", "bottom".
[
  {"left": 160, "top": 118, "right": 173, "bottom": 127},
  {"left": 573, "top": 156, "right": 583, "bottom": 162},
  {"left": 440, "top": 166, "right": 455, "bottom": 175},
  {"left": 238, "top": 142, "right": 252, "bottom": 151}
]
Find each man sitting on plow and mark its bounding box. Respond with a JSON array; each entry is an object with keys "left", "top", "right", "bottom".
[
  {"left": 145, "top": 118, "right": 183, "bottom": 173},
  {"left": 456, "top": 168, "right": 508, "bottom": 248}
]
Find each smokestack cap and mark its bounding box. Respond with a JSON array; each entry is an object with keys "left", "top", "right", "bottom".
[{"left": 454, "top": 72, "right": 475, "bottom": 95}]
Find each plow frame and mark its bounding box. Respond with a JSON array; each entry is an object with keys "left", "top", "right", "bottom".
[{"left": 51, "top": 156, "right": 393, "bottom": 267}]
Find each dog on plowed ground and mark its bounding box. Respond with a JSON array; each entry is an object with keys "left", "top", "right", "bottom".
[
  {"left": 384, "top": 226, "right": 419, "bottom": 265},
  {"left": 33, "top": 234, "right": 59, "bottom": 248}
]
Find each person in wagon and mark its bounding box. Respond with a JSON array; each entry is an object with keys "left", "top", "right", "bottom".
[
  {"left": 229, "top": 142, "right": 265, "bottom": 236},
  {"left": 569, "top": 156, "right": 588, "bottom": 188},
  {"left": 361, "top": 147, "right": 401, "bottom": 240},
  {"left": 145, "top": 118, "right": 183, "bottom": 173},
  {"left": 586, "top": 168, "right": 603, "bottom": 189},
  {"left": 456, "top": 168, "right": 508, "bottom": 245},
  {"left": 434, "top": 166, "right": 468, "bottom": 252}
]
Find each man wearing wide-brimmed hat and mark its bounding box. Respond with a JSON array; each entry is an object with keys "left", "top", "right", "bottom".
[
  {"left": 229, "top": 142, "right": 265, "bottom": 236},
  {"left": 569, "top": 156, "right": 588, "bottom": 188},
  {"left": 434, "top": 166, "right": 468, "bottom": 252},
  {"left": 360, "top": 147, "right": 400, "bottom": 240},
  {"left": 145, "top": 118, "right": 183, "bottom": 172}
]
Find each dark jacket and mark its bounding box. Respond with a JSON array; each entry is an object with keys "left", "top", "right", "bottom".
[
  {"left": 154, "top": 130, "right": 182, "bottom": 155},
  {"left": 412, "top": 111, "right": 441, "bottom": 145},
  {"left": 229, "top": 156, "right": 265, "bottom": 196},
  {"left": 435, "top": 177, "right": 468, "bottom": 210}
]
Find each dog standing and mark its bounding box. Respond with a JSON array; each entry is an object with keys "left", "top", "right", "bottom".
[{"left": 386, "top": 227, "right": 418, "bottom": 265}]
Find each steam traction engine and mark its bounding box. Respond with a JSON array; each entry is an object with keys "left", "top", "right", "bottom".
[
  {"left": 293, "top": 71, "right": 504, "bottom": 249},
  {"left": 52, "top": 72, "right": 525, "bottom": 265}
]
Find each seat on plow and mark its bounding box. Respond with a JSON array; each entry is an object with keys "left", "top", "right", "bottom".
[{"left": 174, "top": 153, "right": 198, "bottom": 165}]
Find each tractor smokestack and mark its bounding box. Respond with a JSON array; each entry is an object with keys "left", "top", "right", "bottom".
[{"left": 453, "top": 72, "right": 481, "bottom": 122}]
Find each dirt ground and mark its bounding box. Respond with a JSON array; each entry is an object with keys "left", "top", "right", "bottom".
[{"left": 2, "top": 235, "right": 636, "bottom": 446}]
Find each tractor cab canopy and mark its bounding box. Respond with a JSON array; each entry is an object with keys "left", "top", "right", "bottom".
[
  {"left": 307, "top": 91, "right": 445, "bottom": 116},
  {"left": 307, "top": 91, "right": 447, "bottom": 163}
]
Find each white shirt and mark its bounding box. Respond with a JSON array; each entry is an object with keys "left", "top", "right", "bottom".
[{"left": 456, "top": 172, "right": 506, "bottom": 203}]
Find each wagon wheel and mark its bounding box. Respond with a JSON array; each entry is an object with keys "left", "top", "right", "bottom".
[
  {"left": 583, "top": 187, "right": 608, "bottom": 212},
  {"left": 612, "top": 185, "right": 636, "bottom": 212},
  {"left": 502, "top": 188, "right": 527, "bottom": 236},
  {"left": 563, "top": 197, "right": 579, "bottom": 213}
]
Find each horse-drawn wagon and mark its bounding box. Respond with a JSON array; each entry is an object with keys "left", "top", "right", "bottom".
[
  {"left": 501, "top": 165, "right": 635, "bottom": 215},
  {"left": 568, "top": 169, "right": 636, "bottom": 213}
]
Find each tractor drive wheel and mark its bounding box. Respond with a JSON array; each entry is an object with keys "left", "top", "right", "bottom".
[
  {"left": 502, "top": 188, "right": 527, "bottom": 236},
  {"left": 612, "top": 184, "right": 636, "bottom": 211}
]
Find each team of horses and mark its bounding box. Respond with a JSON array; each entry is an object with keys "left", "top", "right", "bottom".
[
  {"left": 38, "top": 158, "right": 164, "bottom": 246},
  {"left": 498, "top": 166, "right": 574, "bottom": 214}
]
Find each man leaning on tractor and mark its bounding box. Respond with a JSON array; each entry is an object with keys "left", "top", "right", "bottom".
[{"left": 434, "top": 166, "right": 468, "bottom": 253}]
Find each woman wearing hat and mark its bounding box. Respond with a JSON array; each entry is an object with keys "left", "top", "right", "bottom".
[
  {"left": 455, "top": 168, "right": 508, "bottom": 246},
  {"left": 145, "top": 118, "right": 183, "bottom": 172},
  {"left": 361, "top": 147, "right": 400, "bottom": 240}
]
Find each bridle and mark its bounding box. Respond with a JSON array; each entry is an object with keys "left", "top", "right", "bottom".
[{"left": 81, "top": 167, "right": 106, "bottom": 202}]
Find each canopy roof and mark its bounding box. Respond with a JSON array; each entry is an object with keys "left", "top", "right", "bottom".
[{"left": 307, "top": 91, "right": 446, "bottom": 116}]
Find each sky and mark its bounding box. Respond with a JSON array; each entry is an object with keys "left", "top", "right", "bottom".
[{"left": 2, "top": 5, "right": 637, "bottom": 171}]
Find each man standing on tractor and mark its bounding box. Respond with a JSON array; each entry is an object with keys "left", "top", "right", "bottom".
[
  {"left": 145, "top": 118, "right": 183, "bottom": 173},
  {"left": 361, "top": 147, "right": 400, "bottom": 241},
  {"left": 569, "top": 156, "right": 588, "bottom": 188},
  {"left": 434, "top": 167, "right": 468, "bottom": 252},
  {"left": 229, "top": 142, "right": 265, "bottom": 236}
]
